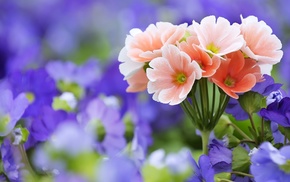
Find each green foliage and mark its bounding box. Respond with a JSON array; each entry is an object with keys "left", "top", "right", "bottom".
[
  {"left": 142, "top": 164, "right": 192, "bottom": 182},
  {"left": 214, "top": 115, "right": 234, "bottom": 139},
  {"left": 232, "top": 145, "right": 251, "bottom": 173},
  {"left": 238, "top": 91, "right": 266, "bottom": 115}
]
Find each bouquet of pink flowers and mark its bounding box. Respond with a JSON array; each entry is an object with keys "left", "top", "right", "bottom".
[{"left": 119, "top": 15, "right": 288, "bottom": 181}]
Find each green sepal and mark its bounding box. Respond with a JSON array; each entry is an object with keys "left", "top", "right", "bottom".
[
  {"left": 57, "top": 80, "right": 84, "bottom": 99},
  {"left": 19, "top": 127, "right": 29, "bottom": 144},
  {"left": 52, "top": 97, "right": 73, "bottom": 112},
  {"left": 232, "top": 145, "right": 251, "bottom": 173},
  {"left": 214, "top": 115, "right": 234, "bottom": 139},
  {"left": 214, "top": 172, "right": 232, "bottom": 182},
  {"left": 227, "top": 134, "right": 240, "bottom": 148},
  {"left": 238, "top": 91, "right": 266, "bottom": 115}
]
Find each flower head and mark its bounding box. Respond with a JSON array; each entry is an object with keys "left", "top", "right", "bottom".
[
  {"left": 79, "top": 97, "right": 126, "bottom": 155},
  {"left": 187, "top": 154, "right": 215, "bottom": 182},
  {"left": 0, "top": 89, "right": 29, "bottom": 136},
  {"left": 239, "top": 15, "right": 283, "bottom": 65},
  {"left": 190, "top": 15, "right": 244, "bottom": 57},
  {"left": 210, "top": 51, "right": 262, "bottom": 99},
  {"left": 147, "top": 44, "right": 202, "bottom": 105},
  {"left": 1, "top": 138, "right": 24, "bottom": 181},
  {"left": 260, "top": 97, "right": 290, "bottom": 127},
  {"left": 251, "top": 142, "right": 290, "bottom": 181},
  {"left": 119, "top": 22, "right": 187, "bottom": 92},
  {"left": 178, "top": 37, "right": 221, "bottom": 77}
]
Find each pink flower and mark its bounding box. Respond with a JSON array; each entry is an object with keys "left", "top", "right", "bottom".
[
  {"left": 125, "top": 22, "right": 187, "bottom": 63},
  {"left": 210, "top": 51, "right": 262, "bottom": 99},
  {"left": 178, "top": 36, "right": 221, "bottom": 77},
  {"left": 147, "top": 45, "right": 202, "bottom": 105},
  {"left": 239, "top": 15, "right": 283, "bottom": 65},
  {"left": 118, "top": 47, "right": 148, "bottom": 92},
  {"left": 119, "top": 22, "right": 187, "bottom": 92},
  {"left": 190, "top": 15, "right": 244, "bottom": 57}
]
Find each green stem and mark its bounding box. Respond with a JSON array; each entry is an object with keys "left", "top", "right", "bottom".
[
  {"left": 229, "top": 123, "right": 252, "bottom": 141},
  {"left": 18, "top": 144, "right": 37, "bottom": 179},
  {"left": 200, "top": 130, "right": 211, "bottom": 155},
  {"left": 230, "top": 171, "right": 254, "bottom": 178},
  {"left": 261, "top": 118, "right": 265, "bottom": 142},
  {"left": 248, "top": 113, "right": 257, "bottom": 133}
]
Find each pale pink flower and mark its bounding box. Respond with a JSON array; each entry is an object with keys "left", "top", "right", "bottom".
[
  {"left": 147, "top": 45, "right": 202, "bottom": 105},
  {"left": 190, "top": 15, "right": 244, "bottom": 57},
  {"left": 239, "top": 15, "right": 283, "bottom": 65},
  {"left": 178, "top": 36, "right": 221, "bottom": 77},
  {"left": 119, "top": 22, "right": 187, "bottom": 92},
  {"left": 125, "top": 22, "right": 188, "bottom": 63},
  {"left": 118, "top": 47, "right": 148, "bottom": 92}
]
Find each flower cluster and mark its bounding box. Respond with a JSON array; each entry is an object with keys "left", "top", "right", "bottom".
[
  {"left": 1, "top": 1, "right": 290, "bottom": 181},
  {"left": 119, "top": 15, "right": 283, "bottom": 105}
]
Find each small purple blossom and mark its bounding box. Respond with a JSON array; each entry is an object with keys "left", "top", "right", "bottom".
[
  {"left": 79, "top": 97, "right": 126, "bottom": 155},
  {"left": 4, "top": 68, "right": 58, "bottom": 118},
  {"left": 187, "top": 154, "right": 215, "bottom": 182},
  {"left": 260, "top": 97, "right": 290, "bottom": 127},
  {"left": 208, "top": 139, "right": 232, "bottom": 173},
  {"left": 96, "top": 156, "right": 142, "bottom": 182},
  {"left": 45, "top": 59, "right": 101, "bottom": 89},
  {"left": 0, "top": 138, "right": 24, "bottom": 182},
  {"left": 0, "top": 89, "right": 29, "bottom": 136},
  {"left": 25, "top": 106, "right": 76, "bottom": 149},
  {"left": 250, "top": 142, "right": 290, "bottom": 181}
]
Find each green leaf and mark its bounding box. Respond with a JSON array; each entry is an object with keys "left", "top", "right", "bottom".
[
  {"left": 238, "top": 91, "right": 266, "bottom": 115},
  {"left": 214, "top": 115, "right": 234, "bottom": 139},
  {"left": 232, "top": 145, "right": 251, "bottom": 173},
  {"left": 283, "top": 127, "right": 290, "bottom": 142},
  {"left": 227, "top": 134, "right": 240, "bottom": 148},
  {"left": 67, "top": 152, "right": 101, "bottom": 180},
  {"left": 214, "top": 172, "right": 232, "bottom": 182},
  {"left": 142, "top": 165, "right": 173, "bottom": 182}
]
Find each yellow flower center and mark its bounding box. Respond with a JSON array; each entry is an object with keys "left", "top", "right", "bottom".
[
  {"left": 206, "top": 42, "right": 220, "bottom": 56},
  {"left": 175, "top": 73, "right": 187, "bottom": 84},
  {"left": 224, "top": 76, "right": 235, "bottom": 87}
]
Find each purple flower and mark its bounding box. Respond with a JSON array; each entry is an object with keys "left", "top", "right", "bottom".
[
  {"left": 25, "top": 106, "right": 76, "bottom": 149},
  {"left": 33, "top": 122, "right": 95, "bottom": 173},
  {"left": 260, "top": 97, "right": 290, "bottom": 127},
  {"left": 187, "top": 154, "right": 215, "bottom": 182},
  {"left": 226, "top": 74, "right": 283, "bottom": 120},
  {"left": 0, "top": 89, "right": 29, "bottom": 136},
  {"left": 250, "top": 142, "right": 290, "bottom": 181},
  {"left": 96, "top": 156, "right": 142, "bottom": 182},
  {"left": 54, "top": 172, "right": 88, "bottom": 182},
  {"left": 271, "top": 122, "right": 286, "bottom": 144},
  {"left": 208, "top": 139, "right": 232, "bottom": 173},
  {"left": 79, "top": 97, "right": 126, "bottom": 155},
  {"left": 45, "top": 59, "right": 101, "bottom": 89},
  {"left": 0, "top": 138, "right": 24, "bottom": 182},
  {"left": 4, "top": 68, "right": 58, "bottom": 118}
]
